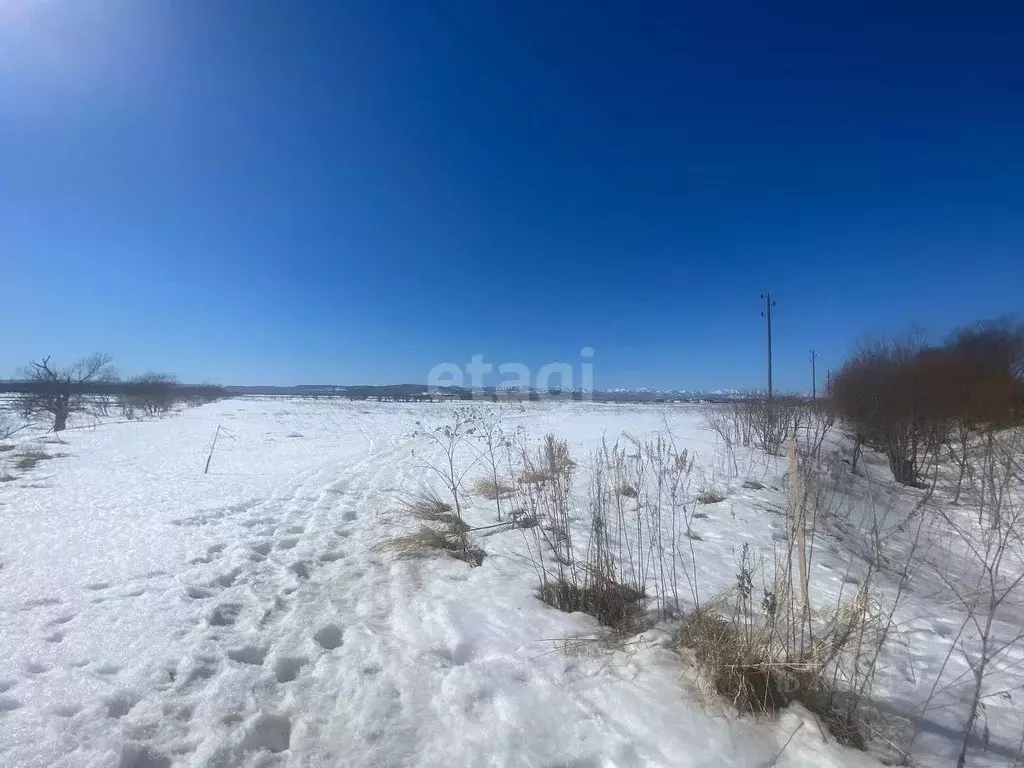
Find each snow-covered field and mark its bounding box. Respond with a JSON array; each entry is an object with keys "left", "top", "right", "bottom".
[{"left": 0, "top": 398, "right": 1020, "bottom": 767}]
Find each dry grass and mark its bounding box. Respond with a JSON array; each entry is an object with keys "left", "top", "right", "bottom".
[
  {"left": 678, "top": 606, "right": 793, "bottom": 713},
  {"left": 676, "top": 585, "right": 874, "bottom": 750},
  {"left": 697, "top": 488, "right": 726, "bottom": 504},
  {"left": 539, "top": 577, "right": 646, "bottom": 633},
  {"left": 14, "top": 449, "right": 55, "bottom": 471},
  {"left": 385, "top": 491, "right": 482, "bottom": 565},
  {"left": 473, "top": 478, "right": 515, "bottom": 500},
  {"left": 677, "top": 608, "right": 866, "bottom": 747},
  {"left": 519, "top": 468, "right": 553, "bottom": 485},
  {"left": 384, "top": 525, "right": 484, "bottom": 566},
  {"left": 542, "top": 434, "right": 576, "bottom": 476},
  {"left": 616, "top": 483, "right": 639, "bottom": 498},
  {"left": 520, "top": 435, "right": 577, "bottom": 486},
  {"left": 401, "top": 492, "right": 468, "bottom": 533}
]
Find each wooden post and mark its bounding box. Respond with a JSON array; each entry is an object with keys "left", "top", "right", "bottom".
[{"left": 204, "top": 425, "right": 221, "bottom": 474}]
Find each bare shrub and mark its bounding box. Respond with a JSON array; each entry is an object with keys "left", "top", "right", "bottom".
[
  {"left": 921, "top": 428, "right": 1024, "bottom": 767},
  {"left": 705, "top": 397, "right": 813, "bottom": 466},
  {"left": 676, "top": 534, "right": 880, "bottom": 749},
  {"left": 16, "top": 353, "right": 118, "bottom": 432},
  {"left": 520, "top": 430, "right": 700, "bottom": 627},
  {"left": 831, "top": 321, "right": 1023, "bottom": 486},
  {"left": 520, "top": 436, "right": 646, "bottom": 632},
  {"left": 676, "top": 435, "right": 927, "bottom": 754},
  {"left": 470, "top": 406, "right": 516, "bottom": 520},
  {"left": 411, "top": 408, "right": 480, "bottom": 521}
]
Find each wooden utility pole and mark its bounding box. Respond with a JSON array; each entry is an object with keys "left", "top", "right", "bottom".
[
  {"left": 810, "top": 349, "right": 817, "bottom": 402},
  {"left": 761, "top": 293, "right": 776, "bottom": 402}
]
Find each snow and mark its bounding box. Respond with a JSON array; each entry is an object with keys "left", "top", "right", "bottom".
[{"left": 0, "top": 397, "right": 1018, "bottom": 766}]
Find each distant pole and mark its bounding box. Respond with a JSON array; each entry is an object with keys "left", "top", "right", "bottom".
[
  {"left": 810, "top": 349, "right": 817, "bottom": 402},
  {"left": 761, "top": 293, "right": 776, "bottom": 403},
  {"left": 826, "top": 369, "right": 831, "bottom": 398}
]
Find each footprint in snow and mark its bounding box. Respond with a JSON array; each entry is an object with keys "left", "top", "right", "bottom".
[
  {"left": 290, "top": 561, "right": 312, "bottom": 580},
  {"left": 313, "top": 624, "right": 344, "bottom": 650},
  {"left": 259, "top": 595, "right": 289, "bottom": 627},
  {"left": 95, "top": 663, "right": 121, "bottom": 676},
  {"left": 44, "top": 631, "right": 64, "bottom": 644},
  {"left": 240, "top": 713, "right": 292, "bottom": 754},
  {"left": 0, "top": 697, "right": 20, "bottom": 712},
  {"left": 23, "top": 597, "right": 61, "bottom": 610},
  {"left": 212, "top": 567, "right": 243, "bottom": 588},
  {"left": 183, "top": 658, "right": 219, "bottom": 686},
  {"left": 251, "top": 541, "right": 273, "bottom": 556},
  {"left": 277, "top": 538, "right": 299, "bottom": 550},
  {"left": 317, "top": 551, "right": 344, "bottom": 563},
  {"left": 105, "top": 696, "right": 139, "bottom": 724},
  {"left": 273, "top": 656, "right": 307, "bottom": 683},
  {"left": 118, "top": 744, "right": 171, "bottom": 768},
  {"left": 185, "top": 586, "right": 214, "bottom": 600},
  {"left": 24, "top": 661, "right": 51, "bottom": 675},
  {"left": 227, "top": 645, "right": 268, "bottom": 666},
  {"left": 163, "top": 702, "right": 193, "bottom": 722},
  {"left": 208, "top": 603, "right": 243, "bottom": 627},
  {"left": 285, "top": 524, "right": 305, "bottom": 534},
  {"left": 342, "top": 510, "right": 357, "bottom": 522},
  {"left": 191, "top": 543, "right": 226, "bottom": 564},
  {"left": 50, "top": 702, "right": 83, "bottom": 718},
  {"left": 85, "top": 581, "right": 111, "bottom": 591}
]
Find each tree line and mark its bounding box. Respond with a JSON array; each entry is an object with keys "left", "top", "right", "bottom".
[
  {"left": 830, "top": 317, "right": 1024, "bottom": 487},
  {"left": 2, "top": 353, "right": 227, "bottom": 432}
]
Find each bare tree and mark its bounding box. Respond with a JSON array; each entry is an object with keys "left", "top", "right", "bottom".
[
  {"left": 122, "top": 372, "right": 179, "bottom": 418},
  {"left": 17, "top": 353, "right": 118, "bottom": 432},
  {"left": 924, "top": 429, "right": 1024, "bottom": 767}
]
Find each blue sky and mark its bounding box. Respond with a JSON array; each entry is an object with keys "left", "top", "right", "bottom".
[{"left": 2, "top": 0, "right": 1022, "bottom": 390}]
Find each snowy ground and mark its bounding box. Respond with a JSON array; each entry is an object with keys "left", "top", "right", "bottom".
[{"left": 0, "top": 398, "right": 1019, "bottom": 767}]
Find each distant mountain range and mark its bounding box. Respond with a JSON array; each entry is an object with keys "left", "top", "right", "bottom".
[{"left": 224, "top": 383, "right": 749, "bottom": 403}]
